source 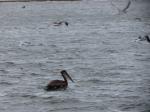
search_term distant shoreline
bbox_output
[0,0,81,2]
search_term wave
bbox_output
[0,81,14,85]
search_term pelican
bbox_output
[45,70,74,91]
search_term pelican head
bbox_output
[60,70,74,82]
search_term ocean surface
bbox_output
[0,0,150,112]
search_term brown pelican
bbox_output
[45,70,74,91]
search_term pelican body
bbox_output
[45,70,74,91]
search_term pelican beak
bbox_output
[65,72,74,82]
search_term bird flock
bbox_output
[19,0,149,92]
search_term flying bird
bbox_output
[111,0,131,14]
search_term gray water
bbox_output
[0,0,150,112]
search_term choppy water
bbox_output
[0,0,150,112]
